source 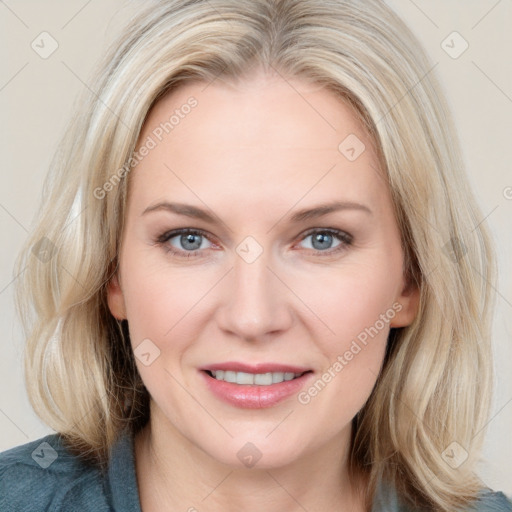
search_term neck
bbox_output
[134,402,368,512]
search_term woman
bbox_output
[1,0,510,510]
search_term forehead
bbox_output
[128,74,386,216]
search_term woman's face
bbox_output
[107,72,419,468]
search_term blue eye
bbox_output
[157,228,214,258]
[298,229,352,254]
[173,232,207,251]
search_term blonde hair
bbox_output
[15,1,496,510]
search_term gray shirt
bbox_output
[1,431,511,511]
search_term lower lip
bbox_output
[200,370,313,409]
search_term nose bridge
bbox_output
[218,248,292,340]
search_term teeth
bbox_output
[210,370,303,385]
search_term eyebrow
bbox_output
[141,200,372,223]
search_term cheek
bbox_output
[294,261,400,405]
[297,258,401,343]
[120,261,210,405]
[294,283,395,435]
[120,252,219,356]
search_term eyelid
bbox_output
[297,227,353,244]
[157,227,214,245]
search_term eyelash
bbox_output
[155,227,353,259]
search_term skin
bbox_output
[107,69,419,512]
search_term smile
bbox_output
[207,370,306,385]
[200,366,314,409]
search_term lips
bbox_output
[199,361,314,409]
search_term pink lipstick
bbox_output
[199,361,314,409]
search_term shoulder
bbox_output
[0,433,111,512]
[471,488,512,511]
[374,479,512,512]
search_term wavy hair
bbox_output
[14,1,496,510]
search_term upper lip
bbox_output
[201,361,313,374]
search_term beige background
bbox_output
[1,0,511,495]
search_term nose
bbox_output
[216,251,294,342]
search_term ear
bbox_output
[389,276,420,328]
[106,273,127,321]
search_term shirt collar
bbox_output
[106,429,143,512]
